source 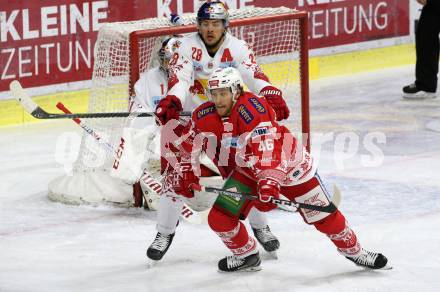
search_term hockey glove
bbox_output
[170,13,183,25]
[255,178,280,212]
[155,95,183,125]
[259,86,290,121]
[170,162,201,198]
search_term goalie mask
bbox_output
[207,67,244,102]
[158,37,179,72]
[197,1,229,27]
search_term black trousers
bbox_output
[415,0,440,92]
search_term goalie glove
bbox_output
[259,86,290,121]
[168,162,201,198]
[255,178,280,212]
[155,94,183,125]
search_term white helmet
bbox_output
[158,37,180,70]
[207,67,243,99]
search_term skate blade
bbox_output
[403,92,436,99]
[360,264,393,271]
[218,265,262,273]
[378,264,393,270]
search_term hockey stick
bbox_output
[200,186,340,213]
[56,102,208,224]
[10,80,191,119]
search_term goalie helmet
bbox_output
[197,1,229,27]
[207,67,243,100]
[158,37,179,71]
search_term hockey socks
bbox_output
[315,210,390,269]
[208,208,258,258]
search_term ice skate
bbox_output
[146,232,175,261]
[252,225,280,258]
[344,248,392,270]
[402,83,436,99]
[218,252,262,272]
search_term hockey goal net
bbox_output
[48,7,310,207]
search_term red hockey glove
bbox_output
[155,95,183,125]
[259,86,290,121]
[255,178,280,212]
[170,162,201,198]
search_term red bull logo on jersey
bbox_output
[190,80,206,95]
[249,98,266,113]
[238,105,254,124]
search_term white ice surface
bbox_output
[1,65,440,292]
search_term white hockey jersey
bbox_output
[134,65,202,115]
[167,32,272,106]
[133,66,168,113]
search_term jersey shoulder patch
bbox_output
[248,97,266,113]
[194,102,217,120]
[237,104,254,124]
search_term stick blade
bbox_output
[9,80,38,114]
[332,185,342,207]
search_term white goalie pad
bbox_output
[48,171,133,207]
[110,127,150,184]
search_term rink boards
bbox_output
[0,43,415,126]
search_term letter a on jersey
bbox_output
[221,48,233,63]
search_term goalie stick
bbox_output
[10,80,191,119]
[199,186,341,213]
[56,102,209,225]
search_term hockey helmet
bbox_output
[158,37,179,69]
[207,67,243,100]
[197,1,229,27]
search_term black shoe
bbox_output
[402,83,436,99]
[252,225,280,252]
[218,252,262,272]
[345,249,390,270]
[146,232,175,261]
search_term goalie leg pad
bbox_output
[110,127,150,184]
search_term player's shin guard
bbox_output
[314,210,361,255]
[208,207,258,259]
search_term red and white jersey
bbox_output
[167,32,272,107]
[177,92,315,186]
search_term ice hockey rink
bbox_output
[1,64,439,292]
